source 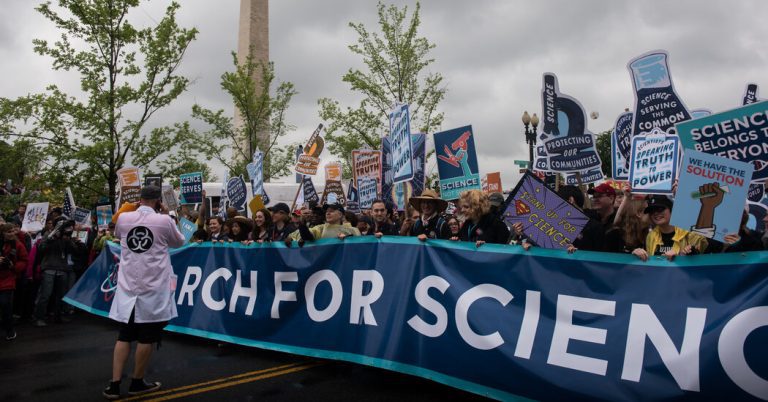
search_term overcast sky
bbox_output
[1,0,767,189]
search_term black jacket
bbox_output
[409,214,450,239]
[458,213,511,244]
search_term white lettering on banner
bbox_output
[272,271,298,319]
[305,270,343,322]
[407,275,450,338]
[202,268,232,311]
[178,266,202,306]
[718,307,768,400]
[621,304,707,392]
[547,295,616,376]
[349,270,384,326]
[514,291,541,359]
[229,271,258,316]
[170,264,768,397]
[455,284,513,350]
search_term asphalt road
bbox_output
[0,312,490,402]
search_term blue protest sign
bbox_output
[535,73,602,173]
[179,172,203,204]
[178,217,197,243]
[691,109,712,119]
[302,175,319,204]
[676,100,768,181]
[389,103,414,184]
[628,129,680,194]
[611,129,630,180]
[748,182,764,203]
[627,50,691,135]
[503,172,588,250]
[565,168,604,186]
[73,207,91,226]
[226,176,247,211]
[613,111,633,170]
[346,180,360,214]
[69,239,768,401]
[357,177,378,210]
[96,205,112,230]
[434,126,481,200]
[250,150,264,195]
[670,150,753,242]
[382,133,425,211]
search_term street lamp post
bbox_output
[521,111,540,169]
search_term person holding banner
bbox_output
[267,203,296,242]
[604,196,650,254]
[370,200,398,237]
[631,196,708,261]
[104,185,185,399]
[586,183,617,232]
[203,217,228,243]
[452,190,510,246]
[406,189,450,241]
[227,216,252,243]
[0,223,28,341]
[248,209,272,243]
[287,202,360,245]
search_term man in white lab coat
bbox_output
[103,185,185,400]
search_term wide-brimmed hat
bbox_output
[408,189,448,213]
[230,215,254,231]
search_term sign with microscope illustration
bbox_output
[676,100,768,181]
[628,128,680,194]
[670,149,753,243]
[627,50,691,136]
[534,73,602,173]
[434,125,481,200]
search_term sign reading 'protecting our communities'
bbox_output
[389,103,414,184]
[434,125,481,200]
[628,128,680,194]
[676,100,768,181]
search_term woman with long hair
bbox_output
[228,216,253,243]
[250,209,273,243]
[605,196,650,253]
[453,190,510,247]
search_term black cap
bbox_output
[644,195,673,213]
[323,202,345,214]
[140,185,162,200]
[269,202,290,214]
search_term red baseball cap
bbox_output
[587,183,616,196]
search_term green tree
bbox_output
[595,129,612,177]
[318,2,446,175]
[0,0,199,206]
[190,52,298,181]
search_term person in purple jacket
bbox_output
[103,185,185,400]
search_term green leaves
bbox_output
[318,2,446,175]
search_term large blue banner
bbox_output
[66,239,768,401]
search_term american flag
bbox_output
[63,187,75,218]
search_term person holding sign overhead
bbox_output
[631,196,708,261]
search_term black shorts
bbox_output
[117,309,168,344]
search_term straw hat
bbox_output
[408,189,448,213]
[231,215,254,232]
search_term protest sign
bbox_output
[742,83,760,105]
[116,167,141,187]
[227,176,248,211]
[676,100,768,181]
[321,181,346,206]
[302,176,320,205]
[178,217,197,243]
[250,150,265,196]
[73,230,89,244]
[96,205,113,229]
[295,124,325,175]
[71,239,768,401]
[161,185,178,211]
[611,134,630,180]
[121,186,141,204]
[565,168,604,186]
[481,172,502,194]
[382,133,425,211]
[670,150,753,242]
[345,180,360,214]
[73,207,91,226]
[612,111,633,171]
[352,149,382,195]
[534,73,602,173]
[628,128,680,194]
[389,103,414,184]
[748,182,764,203]
[357,177,378,210]
[144,174,163,187]
[249,195,265,216]
[503,172,588,250]
[63,187,75,217]
[627,50,691,135]
[179,172,203,204]
[324,161,342,182]
[691,109,712,119]
[295,145,303,183]
[22,202,49,232]
[434,125,481,200]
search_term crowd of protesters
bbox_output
[1,180,767,343]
